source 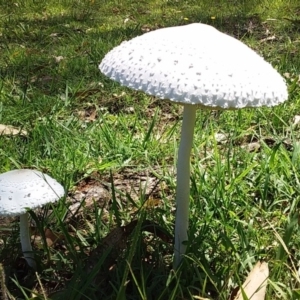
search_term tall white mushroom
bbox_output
[99,23,288,268]
[0,169,64,269]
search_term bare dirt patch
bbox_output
[66,167,173,221]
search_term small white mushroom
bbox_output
[99,23,288,268]
[0,169,64,269]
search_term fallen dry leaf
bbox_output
[215,132,228,144]
[241,142,261,152]
[0,124,27,136]
[44,228,65,247]
[77,108,97,122]
[143,197,161,208]
[293,115,300,127]
[33,228,65,248]
[234,261,269,300]
[53,55,64,63]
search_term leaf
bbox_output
[44,228,65,247]
[33,228,65,248]
[0,124,27,136]
[234,261,269,300]
[293,115,300,127]
[214,132,228,144]
[53,55,64,63]
[143,197,161,208]
[242,142,261,152]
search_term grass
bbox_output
[0,0,300,298]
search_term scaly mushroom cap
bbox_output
[0,169,64,216]
[100,23,288,109]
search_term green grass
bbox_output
[0,0,300,299]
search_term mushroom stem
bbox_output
[20,213,36,269]
[174,104,197,268]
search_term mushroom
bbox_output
[0,169,64,269]
[99,23,288,268]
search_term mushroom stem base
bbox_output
[20,213,36,269]
[174,105,197,268]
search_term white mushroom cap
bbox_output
[0,169,64,216]
[100,23,288,109]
